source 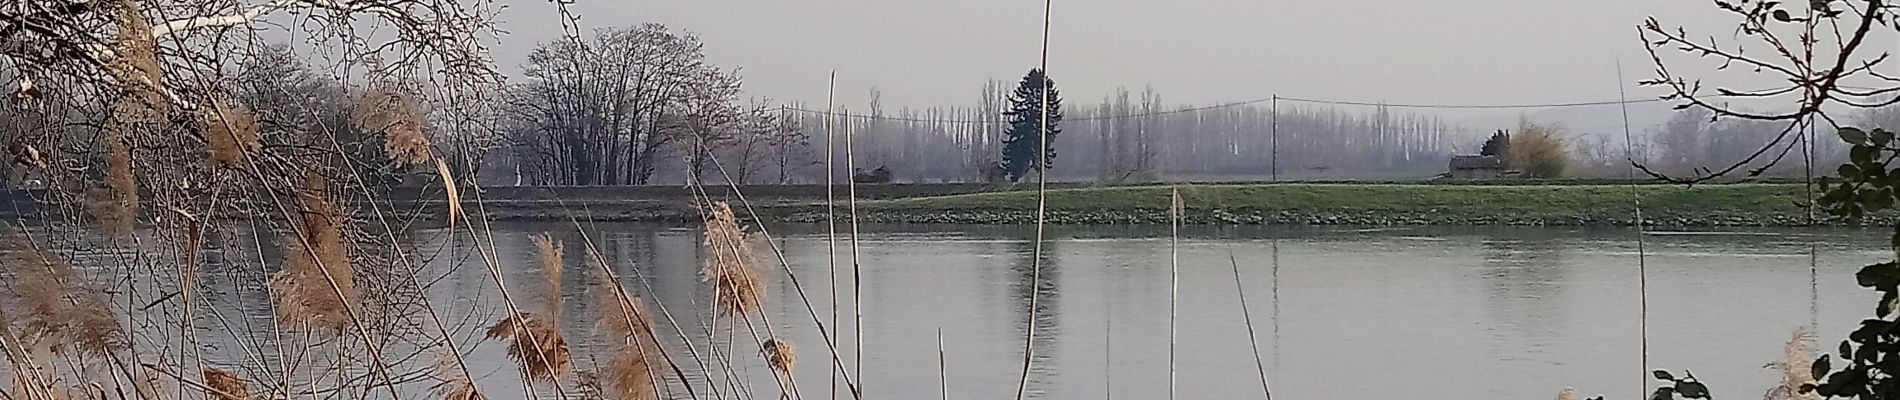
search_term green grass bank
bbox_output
[775,183,1849,226]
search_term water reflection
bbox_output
[1005,238,1062,397]
[80,223,1895,399]
[1477,231,1571,398]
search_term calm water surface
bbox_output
[195,223,1892,399]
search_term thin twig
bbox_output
[1227,251,1273,400]
[824,72,842,400]
[844,103,865,400]
[937,327,949,400]
[1013,0,1055,397]
[1166,188,1181,400]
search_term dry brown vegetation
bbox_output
[94,131,138,237]
[1766,329,1820,400]
[702,202,764,318]
[268,173,359,332]
[764,337,795,399]
[202,367,249,400]
[1508,122,1571,179]
[2,232,122,356]
[352,89,431,164]
[485,312,570,382]
[487,232,574,382]
[592,268,661,400]
[534,232,565,316]
[106,0,166,119]
[441,379,485,400]
[0,0,594,397]
[201,99,260,168]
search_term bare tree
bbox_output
[1637,0,1898,181]
[504,23,735,185]
[678,66,744,182]
[724,99,800,184]
[1,0,513,397]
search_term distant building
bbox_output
[1447,155,1503,180]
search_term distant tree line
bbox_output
[31,23,1841,188]
[1645,105,1855,177]
[788,89,1464,184]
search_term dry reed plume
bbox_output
[701,202,764,317]
[12,75,39,104]
[430,349,485,400]
[100,0,155,237]
[763,338,794,375]
[107,0,166,119]
[434,159,461,225]
[763,338,795,399]
[1555,387,1576,400]
[441,379,485,400]
[9,140,45,170]
[132,367,163,400]
[484,313,570,382]
[591,269,661,400]
[487,232,572,382]
[91,132,138,237]
[269,173,358,331]
[3,232,123,356]
[351,89,430,164]
[533,232,564,316]
[200,99,260,168]
[1766,328,1820,400]
[202,367,248,400]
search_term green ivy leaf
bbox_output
[1864,189,1894,212]
[1882,291,1898,318]
[1841,164,1863,181]
[1844,127,1871,145]
[1875,129,1895,146]
[1677,381,1711,399]
[1856,262,1900,290]
[1650,387,1676,400]
[1814,354,1831,381]
[1852,145,1876,166]
[1774,9,1793,22]
[1654,370,1675,381]
[1891,227,1900,250]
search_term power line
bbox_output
[1277,97,1665,109]
[782,95,1666,123]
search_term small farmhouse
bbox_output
[1447,155,1503,180]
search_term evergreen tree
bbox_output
[1002,68,1064,182]
[1481,130,1511,158]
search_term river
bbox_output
[186,223,1891,399]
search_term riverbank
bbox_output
[774,183,1857,227]
[388,182,1874,226]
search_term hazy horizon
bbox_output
[483,0,1862,116]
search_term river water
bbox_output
[189,223,1892,399]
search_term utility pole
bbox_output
[1270,95,1279,181]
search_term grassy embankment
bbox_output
[792,183,1835,226]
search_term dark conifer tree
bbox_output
[1481,130,1511,158]
[1002,69,1064,182]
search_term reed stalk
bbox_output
[1013,1,1055,397]
[843,105,865,399]
[486,233,572,383]
[685,146,857,399]
[1228,251,1273,400]
[823,71,841,400]
[1166,188,1181,400]
[591,268,662,400]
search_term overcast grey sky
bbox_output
[487,0,1880,112]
